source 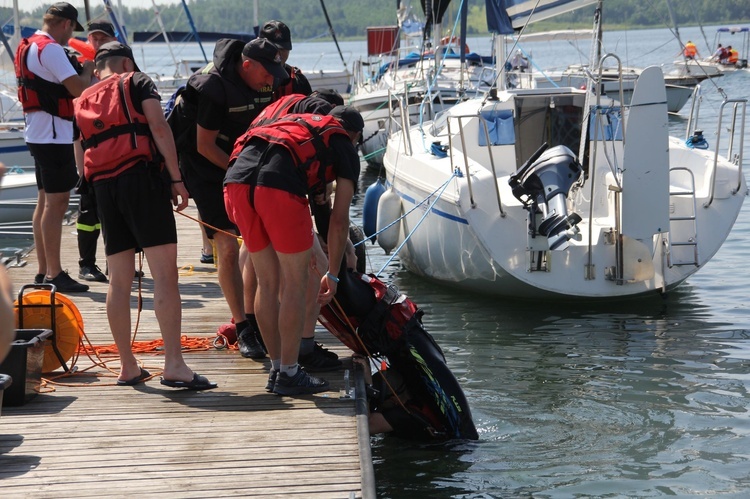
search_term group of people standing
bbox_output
[15,2,364,395]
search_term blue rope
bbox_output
[376,170,459,277]
[353,172,458,248]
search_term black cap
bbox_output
[95,41,140,71]
[312,88,344,107]
[259,20,292,50]
[46,2,84,31]
[329,106,364,133]
[242,38,288,80]
[88,21,115,38]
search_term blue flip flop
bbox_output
[117,368,151,386]
[160,373,217,391]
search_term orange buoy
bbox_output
[14,290,84,373]
[68,38,95,63]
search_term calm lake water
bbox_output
[3,24,750,497]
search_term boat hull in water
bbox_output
[382,67,746,299]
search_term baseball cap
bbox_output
[95,41,140,71]
[242,38,288,80]
[259,20,292,50]
[329,106,365,133]
[88,21,116,38]
[46,2,84,31]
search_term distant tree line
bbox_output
[3,0,748,41]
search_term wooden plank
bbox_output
[1,204,370,498]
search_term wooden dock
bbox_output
[0,204,375,498]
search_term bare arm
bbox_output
[318,178,355,305]
[196,125,230,170]
[142,98,189,211]
[60,60,94,97]
[73,139,84,177]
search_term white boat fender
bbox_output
[362,179,386,242]
[376,189,402,255]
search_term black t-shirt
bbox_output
[224,133,360,198]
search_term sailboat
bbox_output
[376,0,746,300]
[350,0,496,167]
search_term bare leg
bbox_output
[239,243,257,315]
[143,243,194,382]
[41,190,71,278]
[213,231,245,323]
[249,244,281,359]
[105,249,139,381]
[32,190,46,275]
[277,248,312,365]
[303,237,327,338]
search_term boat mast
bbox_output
[319,0,348,70]
[150,0,179,70]
[180,0,208,64]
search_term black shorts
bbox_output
[93,165,178,256]
[27,142,79,194]
[179,153,237,238]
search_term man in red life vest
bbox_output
[73,42,216,390]
[224,106,363,395]
[75,21,119,284]
[15,2,94,293]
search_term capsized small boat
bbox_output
[319,270,478,441]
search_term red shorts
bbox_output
[224,184,314,254]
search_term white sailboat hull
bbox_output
[382,69,746,299]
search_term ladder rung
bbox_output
[670,216,696,221]
[670,190,695,196]
[671,242,697,247]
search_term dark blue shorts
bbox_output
[93,165,177,256]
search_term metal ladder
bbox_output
[667,167,699,267]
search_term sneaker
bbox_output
[273,368,329,396]
[44,271,89,293]
[265,369,278,393]
[237,327,266,359]
[299,343,342,372]
[79,265,108,282]
[200,251,214,264]
[34,273,45,284]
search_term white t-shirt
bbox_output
[23,31,79,144]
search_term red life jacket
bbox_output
[15,33,76,119]
[229,114,348,193]
[74,72,157,182]
[273,66,300,100]
[250,93,307,128]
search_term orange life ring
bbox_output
[68,37,95,63]
[14,290,84,372]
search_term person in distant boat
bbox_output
[258,20,313,99]
[73,42,216,390]
[683,40,700,60]
[223,105,363,395]
[510,49,529,72]
[711,43,729,63]
[15,2,94,293]
[727,45,739,66]
[170,38,286,360]
[74,20,119,284]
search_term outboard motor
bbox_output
[509,143,583,251]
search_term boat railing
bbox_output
[388,89,412,157]
[684,84,703,140]
[445,112,505,214]
[705,98,747,207]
